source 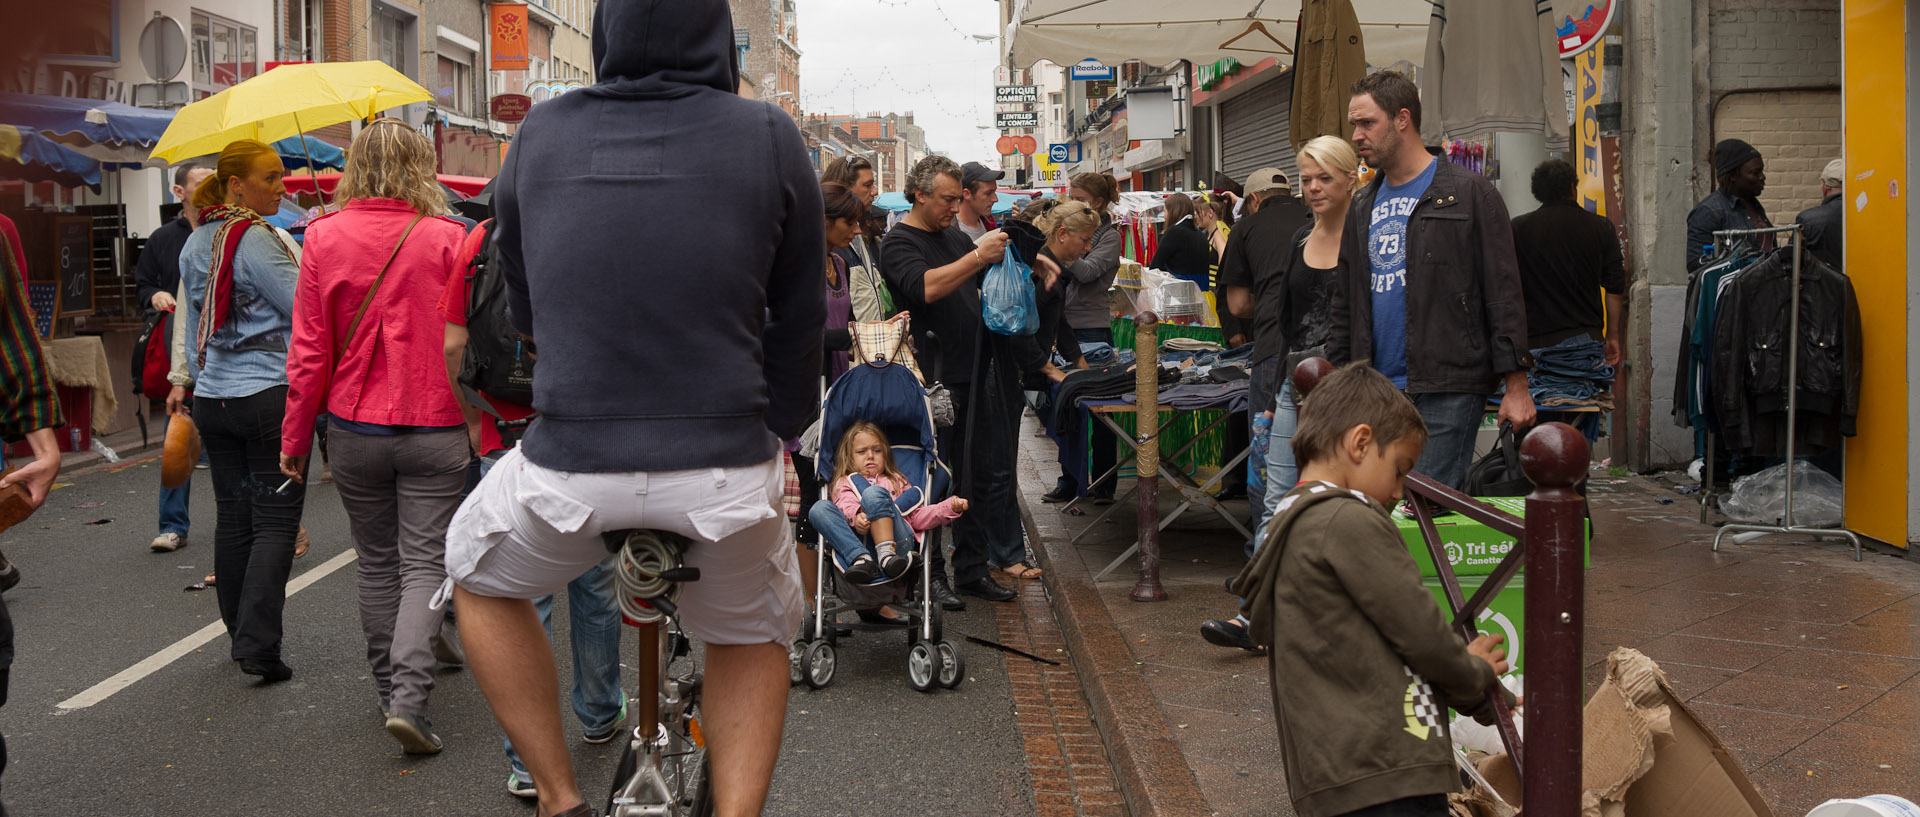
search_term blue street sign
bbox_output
[1048,143,1069,163]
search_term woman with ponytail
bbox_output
[175,139,305,683]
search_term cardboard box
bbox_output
[1584,647,1775,817]
[1398,496,1591,578]
[1424,575,1524,678]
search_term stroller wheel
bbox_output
[907,641,938,692]
[788,640,806,686]
[803,640,837,690]
[936,640,964,689]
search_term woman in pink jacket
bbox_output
[277,119,469,756]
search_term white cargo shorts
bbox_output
[442,448,802,647]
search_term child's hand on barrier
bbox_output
[1467,633,1511,677]
[852,512,870,535]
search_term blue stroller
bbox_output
[793,319,965,692]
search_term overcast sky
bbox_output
[797,0,1004,161]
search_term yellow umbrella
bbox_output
[148,61,431,164]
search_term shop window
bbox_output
[436,54,473,114]
[47,0,117,61]
[191,11,257,99]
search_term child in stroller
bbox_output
[809,421,968,584]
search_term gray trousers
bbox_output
[329,424,468,716]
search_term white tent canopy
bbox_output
[1006,0,1434,71]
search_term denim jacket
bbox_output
[178,220,301,399]
[1684,190,1771,273]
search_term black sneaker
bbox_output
[385,713,444,754]
[1199,618,1263,651]
[844,555,880,584]
[239,658,294,683]
[0,554,19,593]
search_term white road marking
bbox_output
[56,548,359,711]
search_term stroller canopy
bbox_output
[816,361,938,482]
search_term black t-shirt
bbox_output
[1283,226,1338,355]
[1510,200,1626,348]
[880,222,982,385]
[1216,197,1313,364]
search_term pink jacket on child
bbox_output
[832,474,963,533]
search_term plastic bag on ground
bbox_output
[1720,460,1844,527]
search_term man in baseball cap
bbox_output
[1245,167,1291,197]
[1797,156,1845,269]
[957,161,1006,241]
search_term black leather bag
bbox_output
[1467,424,1534,497]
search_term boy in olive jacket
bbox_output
[1230,363,1513,817]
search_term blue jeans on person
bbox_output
[1407,392,1486,492]
[502,557,624,778]
[1249,381,1301,560]
[157,411,192,537]
[807,486,913,569]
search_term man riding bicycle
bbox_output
[442,2,825,815]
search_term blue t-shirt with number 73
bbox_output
[1366,158,1437,389]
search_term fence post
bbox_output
[1520,422,1589,817]
[1129,311,1165,602]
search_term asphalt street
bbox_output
[0,453,1035,816]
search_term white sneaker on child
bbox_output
[876,542,907,579]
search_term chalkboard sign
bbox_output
[53,216,93,317]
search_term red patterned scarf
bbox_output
[194,204,295,368]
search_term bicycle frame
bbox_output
[607,530,708,817]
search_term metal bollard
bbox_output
[1520,422,1589,817]
[1130,311,1166,602]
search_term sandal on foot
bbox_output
[998,563,1044,580]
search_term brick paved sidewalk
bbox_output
[1012,415,1920,817]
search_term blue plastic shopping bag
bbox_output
[982,244,1038,336]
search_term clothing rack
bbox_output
[1704,224,1863,560]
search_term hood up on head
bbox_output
[589,0,739,98]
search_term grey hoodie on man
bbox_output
[493,0,825,473]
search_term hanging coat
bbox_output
[1291,0,1370,153]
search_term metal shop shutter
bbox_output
[1219,72,1297,186]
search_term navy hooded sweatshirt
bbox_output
[493,0,825,473]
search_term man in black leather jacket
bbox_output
[1330,71,1535,491]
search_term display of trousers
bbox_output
[328,422,467,717]
[1072,327,1118,498]
[195,386,307,663]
